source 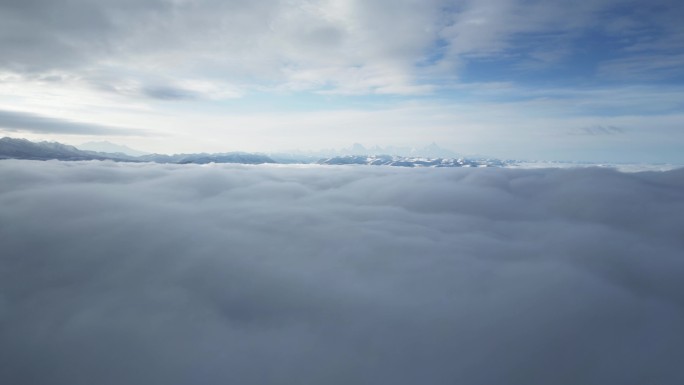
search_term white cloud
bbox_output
[3,0,677,95]
[1,160,683,384]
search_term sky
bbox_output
[0,0,683,162]
[2,160,684,384]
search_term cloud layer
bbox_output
[1,161,683,384]
[2,0,682,94]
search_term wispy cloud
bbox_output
[598,54,684,80]
[570,125,626,135]
[0,109,149,136]
[140,85,199,101]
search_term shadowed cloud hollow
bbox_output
[1,161,683,384]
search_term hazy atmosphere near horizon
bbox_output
[2,1,684,385]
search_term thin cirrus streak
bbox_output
[1,160,683,384]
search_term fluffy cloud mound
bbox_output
[1,160,683,385]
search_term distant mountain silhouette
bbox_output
[77,141,149,156]
[0,137,275,165]
[318,155,508,168]
[1,137,510,168]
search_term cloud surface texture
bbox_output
[1,160,684,384]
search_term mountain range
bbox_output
[0,137,510,168]
[77,141,149,156]
[0,137,119,161]
[0,137,275,164]
[279,142,461,159]
[318,155,508,167]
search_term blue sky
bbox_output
[0,0,683,162]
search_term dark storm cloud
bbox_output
[0,109,148,136]
[1,161,683,384]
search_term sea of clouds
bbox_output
[1,160,683,385]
